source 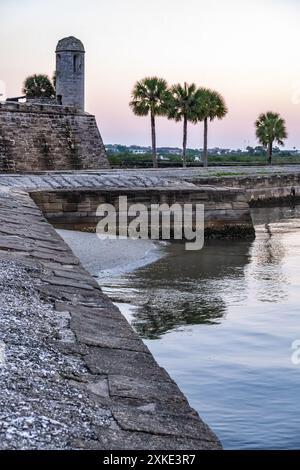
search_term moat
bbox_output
[59,205,300,450]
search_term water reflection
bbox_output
[103,240,252,339]
[245,230,288,303]
[251,205,300,225]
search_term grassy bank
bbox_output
[108,152,300,168]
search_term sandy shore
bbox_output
[56,229,167,277]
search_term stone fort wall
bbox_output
[0,102,109,172]
[30,186,255,238]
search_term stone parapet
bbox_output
[0,103,108,171]
[30,186,255,238]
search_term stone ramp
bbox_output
[0,186,221,449]
[0,171,197,191]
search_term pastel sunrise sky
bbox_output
[1,0,300,149]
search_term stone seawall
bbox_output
[186,173,300,205]
[0,102,108,171]
[30,186,255,238]
[0,185,221,449]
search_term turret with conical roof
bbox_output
[55,36,85,110]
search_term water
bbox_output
[59,206,300,449]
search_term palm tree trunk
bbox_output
[182,116,187,168]
[150,111,157,168]
[268,141,273,165]
[203,117,208,167]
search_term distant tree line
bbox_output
[130,77,288,167]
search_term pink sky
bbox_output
[1,0,300,149]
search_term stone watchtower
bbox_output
[55,36,85,111]
[0,35,109,171]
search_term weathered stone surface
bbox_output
[85,378,110,398]
[56,36,85,111]
[0,102,108,171]
[0,257,113,450]
[70,307,149,352]
[111,405,220,442]
[95,428,220,450]
[108,375,189,404]
[55,302,121,318]
[30,186,255,238]
[84,347,169,380]
[0,185,221,449]
[73,325,148,352]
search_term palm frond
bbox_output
[255,111,287,147]
[23,74,55,98]
[196,88,228,122]
[167,82,199,122]
[129,77,170,117]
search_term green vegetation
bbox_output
[255,112,288,165]
[209,171,247,177]
[108,152,153,167]
[129,77,170,168]
[23,74,55,98]
[129,78,229,168]
[167,83,199,167]
[195,88,228,167]
[107,147,300,168]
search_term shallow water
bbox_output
[59,206,300,449]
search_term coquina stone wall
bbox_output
[186,174,300,205]
[30,186,255,238]
[0,102,109,171]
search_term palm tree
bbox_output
[130,77,169,168]
[23,74,55,98]
[196,88,228,167]
[167,82,199,167]
[255,112,287,165]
